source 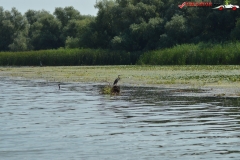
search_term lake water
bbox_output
[1,77,240,160]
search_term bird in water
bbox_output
[113,75,120,86]
[58,84,60,90]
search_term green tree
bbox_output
[54,6,82,27]
[1,0,240,52]
[54,6,94,47]
[65,36,80,48]
[164,14,187,45]
[231,18,240,40]
[8,32,30,51]
[29,11,62,50]
[64,16,94,48]
[0,7,29,51]
[25,9,39,25]
[87,0,165,51]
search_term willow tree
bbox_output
[0,7,29,51]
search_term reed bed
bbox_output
[137,42,240,65]
[1,42,240,66]
[0,48,138,66]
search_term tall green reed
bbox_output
[137,42,240,65]
[0,48,138,66]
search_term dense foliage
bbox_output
[0,0,240,53]
[0,6,94,51]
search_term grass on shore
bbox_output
[1,65,240,90]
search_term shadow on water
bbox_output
[1,77,240,160]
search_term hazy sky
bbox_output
[1,0,98,16]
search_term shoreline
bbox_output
[1,66,240,97]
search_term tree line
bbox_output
[0,6,94,51]
[1,0,240,52]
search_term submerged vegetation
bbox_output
[101,85,113,94]
[1,65,240,89]
[101,85,121,95]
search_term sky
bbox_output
[0,0,98,16]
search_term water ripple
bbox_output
[1,78,240,159]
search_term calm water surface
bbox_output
[1,77,240,160]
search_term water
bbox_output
[1,77,240,160]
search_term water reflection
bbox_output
[0,77,240,160]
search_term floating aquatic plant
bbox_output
[101,85,120,95]
[101,85,112,94]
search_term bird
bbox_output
[113,75,120,86]
[58,84,60,90]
